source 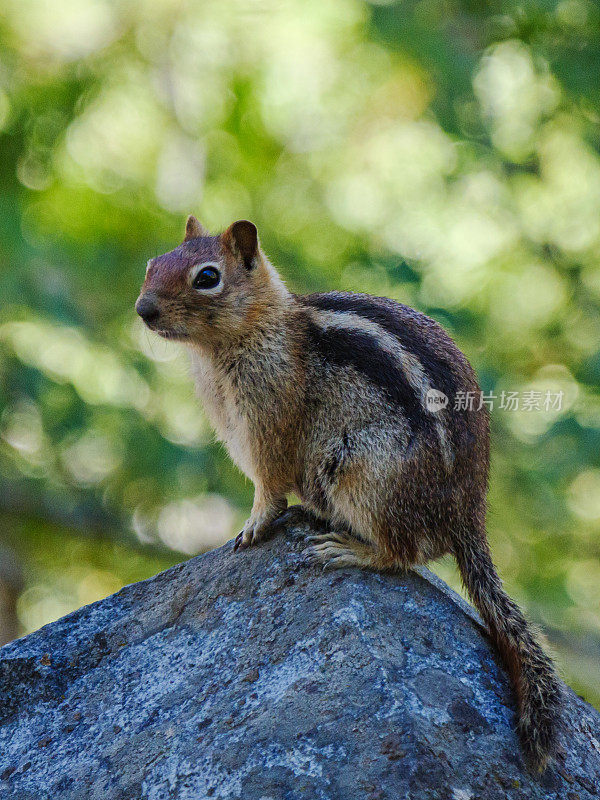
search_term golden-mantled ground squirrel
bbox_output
[136,215,562,771]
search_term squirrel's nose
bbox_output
[136,294,160,324]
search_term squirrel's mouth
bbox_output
[147,324,190,341]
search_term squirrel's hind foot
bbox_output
[303,531,377,570]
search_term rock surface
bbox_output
[1,510,600,800]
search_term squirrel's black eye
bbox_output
[192,266,220,290]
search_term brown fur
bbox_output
[136,218,562,772]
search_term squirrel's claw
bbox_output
[234,524,260,552]
[233,531,245,551]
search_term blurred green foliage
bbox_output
[0,0,599,706]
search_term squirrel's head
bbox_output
[136,216,287,348]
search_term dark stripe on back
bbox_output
[300,293,458,403]
[304,317,429,437]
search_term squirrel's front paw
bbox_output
[233,513,275,552]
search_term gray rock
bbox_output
[1,510,599,799]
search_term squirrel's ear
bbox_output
[184,215,207,242]
[223,220,258,270]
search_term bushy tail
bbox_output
[453,532,562,772]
